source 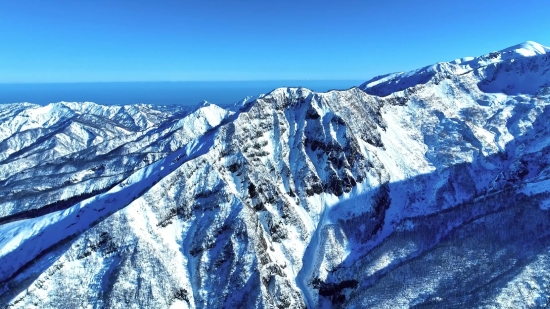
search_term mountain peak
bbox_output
[4,41,550,308]
[499,40,550,57]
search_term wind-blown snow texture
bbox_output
[2,41,550,308]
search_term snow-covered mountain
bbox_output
[1,41,550,308]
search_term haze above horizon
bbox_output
[1,0,549,83]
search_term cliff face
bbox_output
[2,41,550,308]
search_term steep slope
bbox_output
[1,41,550,308]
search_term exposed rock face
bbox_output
[1,41,550,308]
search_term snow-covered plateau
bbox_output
[2,41,550,308]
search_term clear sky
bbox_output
[1,0,549,83]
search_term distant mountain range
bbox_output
[1,41,550,308]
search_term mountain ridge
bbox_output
[1,41,550,308]
[360,40,550,97]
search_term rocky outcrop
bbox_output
[2,41,550,308]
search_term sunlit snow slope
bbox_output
[2,41,550,308]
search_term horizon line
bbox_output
[0,79,366,85]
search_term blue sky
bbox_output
[0,0,549,83]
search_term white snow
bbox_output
[2,41,550,308]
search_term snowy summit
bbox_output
[1,41,550,308]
